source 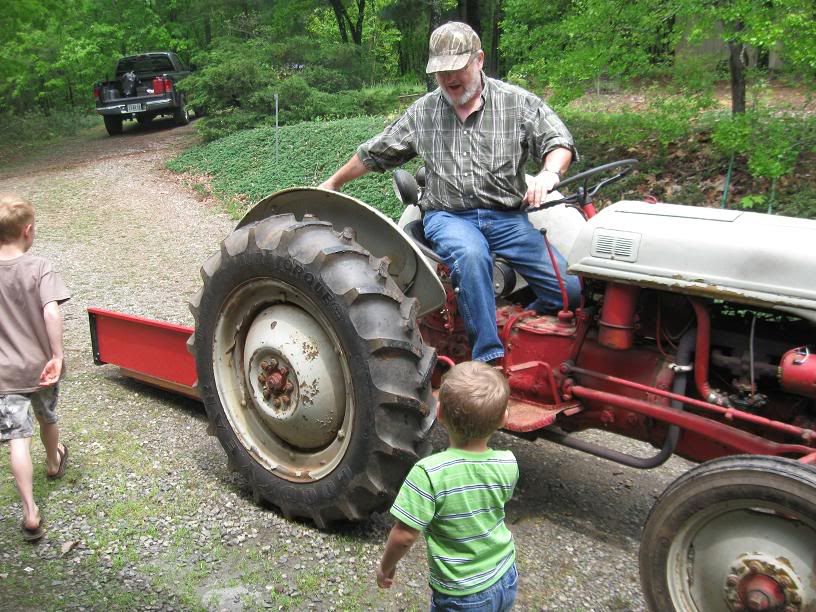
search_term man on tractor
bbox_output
[319,21,580,363]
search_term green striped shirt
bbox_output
[390,447,518,595]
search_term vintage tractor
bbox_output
[88,160,816,611]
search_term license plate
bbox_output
[127,103,143,113]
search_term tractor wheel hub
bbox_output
[724,554,802,612]
[243,305,345,450]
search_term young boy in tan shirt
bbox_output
[0,192,70,541]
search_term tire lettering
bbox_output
[280,257,335,306]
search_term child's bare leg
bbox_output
[9,437,39,528]
[35,414,61,475]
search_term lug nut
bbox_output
[726,574,740,587]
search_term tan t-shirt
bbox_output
[0,254,71,393]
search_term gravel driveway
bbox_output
[0,117,692,611]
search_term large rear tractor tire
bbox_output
[190,213,436,526]
[639,455,816,611]
[103,115,123,136]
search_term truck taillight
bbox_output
[93,86,101,100]
[151,77,173,94]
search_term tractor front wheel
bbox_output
[190,213,436,526]
[639,455,816,611]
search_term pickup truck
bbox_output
[93,52,191,136]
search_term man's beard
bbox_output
[439,75,481,106]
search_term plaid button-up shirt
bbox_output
[357,75,576,211]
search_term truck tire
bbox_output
[639,455,816,611]
[173,96,190,126]
[103,115,123,136]
[189,213,436,526]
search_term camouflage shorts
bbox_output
[0,386,59,442]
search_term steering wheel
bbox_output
[532,159,639,210]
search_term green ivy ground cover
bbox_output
[167,115,419,221]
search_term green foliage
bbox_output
[738,194,767,210]
[305,2,402,81]
[167,115,411,220]
[777,183,816,219]
[712,111,816,180]
[3,0,814,125]
[501,0,816,106]
[0,0,200,113]
[502,0,680,101]
[177,38,274,115]
[0,109,98,155]
[173,19,417,139]
[191,109,266,143]
[559,91,714,155]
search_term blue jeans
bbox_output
[430,563,518,611]
[424,209,581,362]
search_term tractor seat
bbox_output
[403,219,518,297]
[404,219,433,250]
[403,219,444,263]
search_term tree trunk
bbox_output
[457,0,481,37]
[488,1,502,76]
[327,0,350,43]
[326,0,365,45]
[728,21,746,115]
[426,0,442,91]
[351,0,365,45]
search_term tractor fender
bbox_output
[237,187,445,316]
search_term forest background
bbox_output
[1,0,815,216]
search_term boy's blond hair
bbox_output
[0,192,34,244]
[439,361,510,441]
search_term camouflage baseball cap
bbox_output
[426,22,481,74]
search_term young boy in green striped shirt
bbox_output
[377,361,519,610]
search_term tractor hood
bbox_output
[568,201,816,315]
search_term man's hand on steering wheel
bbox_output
[523,169,561,210]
